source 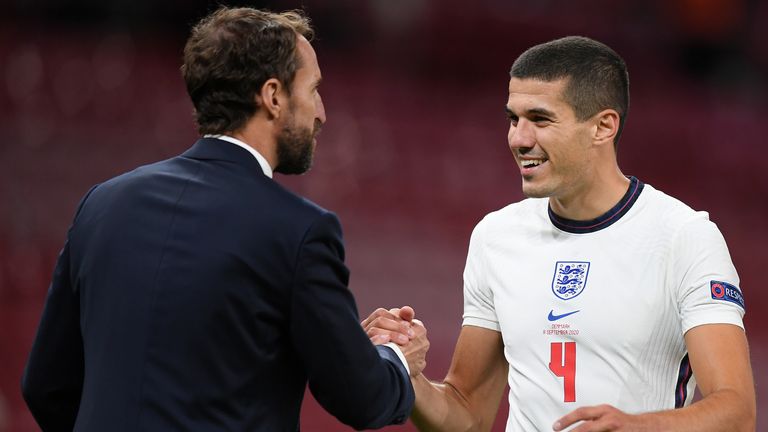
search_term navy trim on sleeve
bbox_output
[674,353,692,408]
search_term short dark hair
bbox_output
[181,7,314,135]
[510,36,629,145]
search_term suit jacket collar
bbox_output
[182,138,269,177]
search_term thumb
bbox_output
[398,306,415,322]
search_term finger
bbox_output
[365,316,413,335]
[361,308,393,328]
[553,406,605,430]
[411,319,427,338]
[567,414,621,432]
[398,306,415,322]
[361,308,397,329]
[364,317,416,345]
[366,327,411,345]
[369,334,391,345]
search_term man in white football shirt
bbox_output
[363,36,755,431]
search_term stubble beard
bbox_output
[521,176,554,199]
[274,117,319,175]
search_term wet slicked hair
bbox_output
[182,7,313,135]
[510,36,629,146]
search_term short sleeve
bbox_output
[674,212,745,334]
[462,219,500,331]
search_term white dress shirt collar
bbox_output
[203,134,273,178]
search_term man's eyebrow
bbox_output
[526,107,556,118]
[505,106,557,118]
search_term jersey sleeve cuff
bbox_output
[682,312,744,335]
[462,316,500,332]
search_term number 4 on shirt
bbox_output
[549,342,576,402]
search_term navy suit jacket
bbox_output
[22,138,414,431]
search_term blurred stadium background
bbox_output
[1,0,766,430]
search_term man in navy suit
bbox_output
[22,7,428,431]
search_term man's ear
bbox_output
[256,78,285,120]
[593,109,620,146]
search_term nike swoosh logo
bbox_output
[548,310,580,321]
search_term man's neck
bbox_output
[230,122,278,170]
[549,169,630,221]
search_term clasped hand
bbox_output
[361,306,429,377]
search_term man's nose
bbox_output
[316,95,326,125]
[508,118,535,150]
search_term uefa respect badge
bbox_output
[710,280,745,310]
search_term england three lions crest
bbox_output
[552,261,590,300]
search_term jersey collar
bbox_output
[548,176,644,234]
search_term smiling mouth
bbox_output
[521,158,548,168]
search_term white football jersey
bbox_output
[462,178,745,431]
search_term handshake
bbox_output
[361,306,430,377]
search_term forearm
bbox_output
[410,374,477,432]
[653,324,757,432]
[558,324,756,432]
[646,388,755,432]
